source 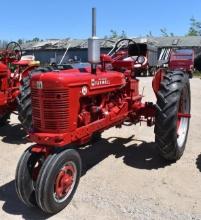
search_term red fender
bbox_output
[152,68,165,94]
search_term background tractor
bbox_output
[16,8,191,214]
[108,41,158,77]
[158,48,195,78]
[0,42,40,125]
[126,43,158,76]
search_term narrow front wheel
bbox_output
[15,147,45,207]
[35,149,81,214]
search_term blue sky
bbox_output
[1,0,201,40]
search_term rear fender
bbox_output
[21,65,39,79]
[152,68,165,95]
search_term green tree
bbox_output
[32,37,40,42]
[104,30,127,39]
[110,29,118,38]
[187,17,201,36]
[17,39,24,45]
[160,28,169,37]
[120,30,127,38]
[160,28,174,37]
[146,31,153,37]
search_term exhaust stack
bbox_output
[88,8,100,74]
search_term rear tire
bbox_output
[155,71,191,161]
[17,76,32,131]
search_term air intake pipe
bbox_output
[88,8,100,74]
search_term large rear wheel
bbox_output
[155,71,191,161]
[17,76,32,131]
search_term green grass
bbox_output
[193,71,201,77]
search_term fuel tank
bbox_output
[31,68,126,133]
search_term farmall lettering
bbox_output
[91,78,110,87]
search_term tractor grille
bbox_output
[32,88,70,132]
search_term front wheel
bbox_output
[15,147,45,207]
[155,71,191,161]
[35,149,81,214]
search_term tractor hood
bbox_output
[31,69,126,95]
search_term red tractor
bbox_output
[108,41,158,76]
[15,9,191,214]
[0,42,40,125]
[158,48,195,78]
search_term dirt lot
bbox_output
[0,77,201,220]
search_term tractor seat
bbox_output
[123,56,148,68]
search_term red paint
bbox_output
[55,164,75,200]
[30,48,157,149]
[169,49,194,75]
[0,44,39,118]
[177,113,191,118]
[152,68,164,94]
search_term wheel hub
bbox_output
[54,163,76,202]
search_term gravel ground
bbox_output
[0,77,201,220]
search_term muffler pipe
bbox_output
[88,8,100,74]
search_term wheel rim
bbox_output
[177,85,190,148]
[54,161,77,203]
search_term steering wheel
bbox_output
[112,38,140,56]
[6,41,22,61]
[110,39,148,70]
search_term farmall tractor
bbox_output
[0,42,39,125]
[15,9,191,214]
[108,41,158,77]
